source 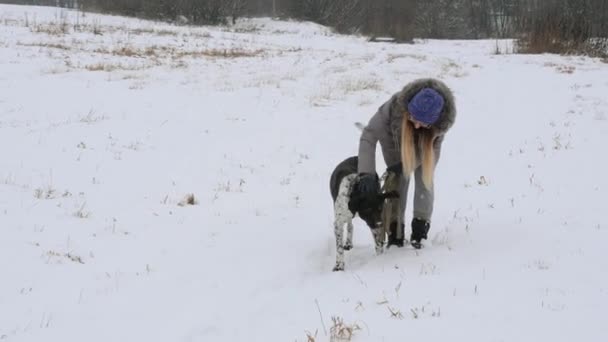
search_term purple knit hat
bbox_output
[407,88,445,126]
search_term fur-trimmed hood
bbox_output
[393,78,456,136]
[357,78,456,175]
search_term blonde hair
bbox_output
[400,116,436,190]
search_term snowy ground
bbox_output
[1,4,607,341]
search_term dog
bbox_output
[329,156,399,271]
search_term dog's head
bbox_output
[349,179,399,229]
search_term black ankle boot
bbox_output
[411,218,430,249]
[387,221,405,248]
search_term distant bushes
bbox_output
[516,0,608,58]
[4,0,608,57]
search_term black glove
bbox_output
[387,162,403,175]
[356,173,379,195]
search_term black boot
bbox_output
[411,218,430,249]
[387,221,405,248]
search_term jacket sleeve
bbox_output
[358,105,391,174]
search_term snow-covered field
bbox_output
[1,4,607,341]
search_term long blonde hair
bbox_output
[400,116,436,190]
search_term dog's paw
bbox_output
[343,243,353,251]
[332,262,345,272]
[375,246,384,255]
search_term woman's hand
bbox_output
[387,162,402,176]
[356,173,379,195]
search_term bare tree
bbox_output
[466,0,492,38]
[19,0,608,55]
[415,0,470,39]
[229,0,247,24]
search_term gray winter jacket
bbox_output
[358,78,457,174]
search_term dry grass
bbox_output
[329,316,360,342]
[74,202,91,219]
[516,19,607,58]
[102,45,171,58]
[439,60,467,78]
[544,62,576,74]
[84,62,148,72]
[231,25,262,34]
[93,45,153,58]
[178,194,198,206]
[129,27,178,36]
[79,109,107,123]
[31,22,70,35]
[386,53,427,63]
[309,86,338,107]
[171,60,189,69]
[388,306,404,319]
[144,46,169,57]
[11,14,262,68]
[84,63,107,71]
[443,60,460,70]
[188,31,213,39]
[556,65,576,74]
[72,20,103,35]
[304,330,318,342]
[42,67,71,75]
[121,73,146,80]
[477,176,489,186]
[92,47,111,55]
[339,76,383,93]
[176,48,264,59]
[128,81,146,90]
[18,41,71,50]
[2,17,20,26]
[114,46,140,57]
[90,45,261,60]
[34,186,56,199]
[46,250,85,264]
[518,39,578,55]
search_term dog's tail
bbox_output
[354,122,366,132]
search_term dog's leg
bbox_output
[371,228,385,255]
[333,219,345,271]
[332,174,355,271]
[344,220,354,251]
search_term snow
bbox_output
[1,4,607,341]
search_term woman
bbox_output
[357,78,456,249]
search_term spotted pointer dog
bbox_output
[329,156,398,271]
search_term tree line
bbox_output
[3,0,607,55]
